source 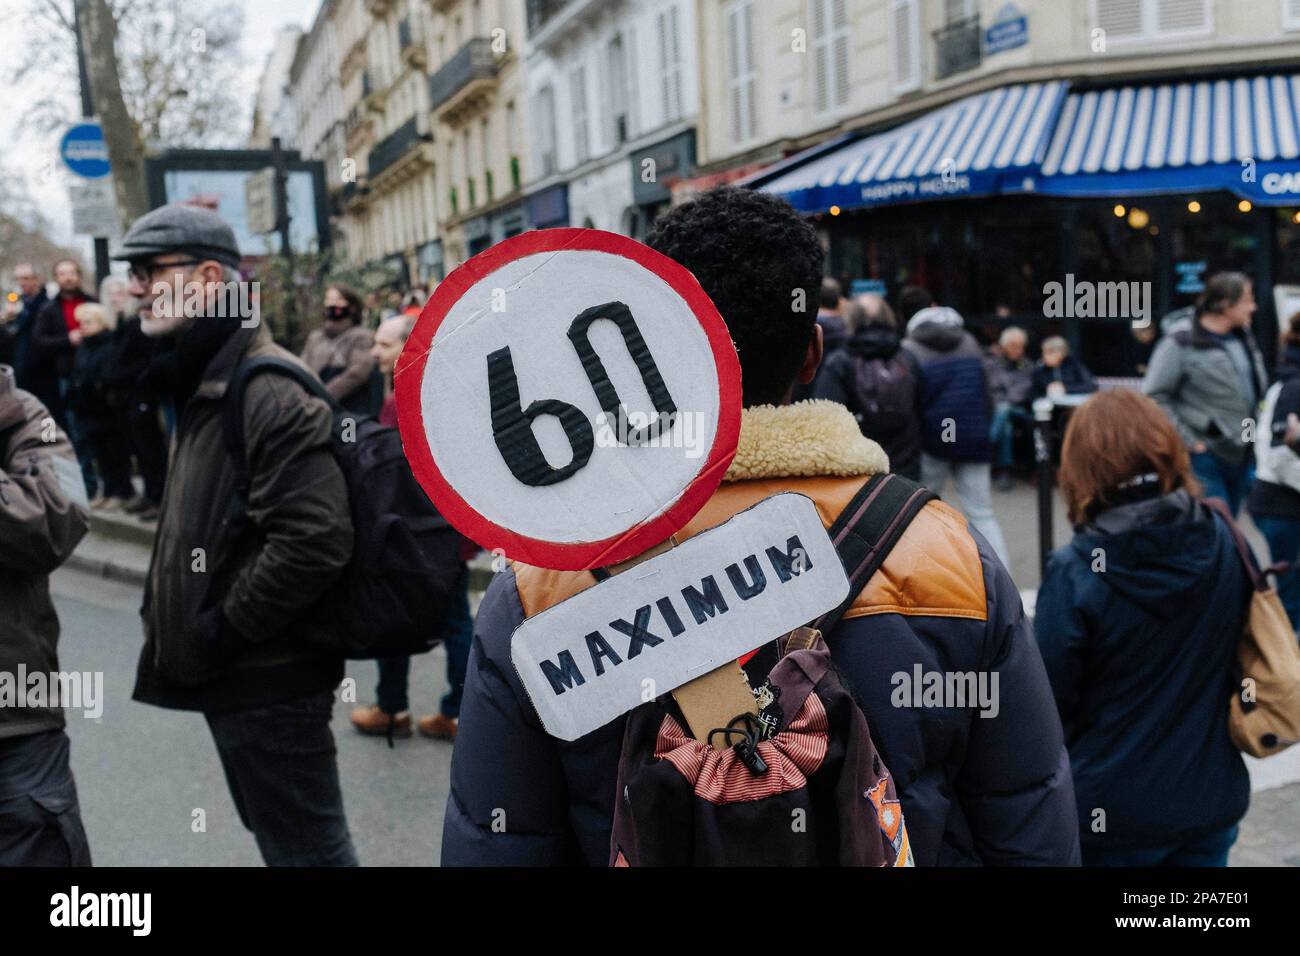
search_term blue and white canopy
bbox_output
[759,81,1068,214]
[759,73,1300,213]
[1037,75,1300,205]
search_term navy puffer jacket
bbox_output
[903,315,992,463]
[442,405,1078,866]
[1034,490,1250,856]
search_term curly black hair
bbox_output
[647,186,822,406]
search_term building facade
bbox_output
[250,25,306,148]
[524,0,701,240]
[423,0,531,270]
[290,0,348,250]
[727,0,1300,373]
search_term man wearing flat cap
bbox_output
[119,203,358,865]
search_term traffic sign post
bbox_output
[244,168,277,235]
[395,228,743,571]
[59,122,111,179]
[60,120,116,278]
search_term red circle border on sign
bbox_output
[394,227,742,571]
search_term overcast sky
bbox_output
[3,0,319,255]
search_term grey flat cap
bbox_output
[112,203,241,268]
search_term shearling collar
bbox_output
[722,399,890,482]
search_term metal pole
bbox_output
[271,136,293,265]
[73,0,110,287]
[1034,397,1055,578]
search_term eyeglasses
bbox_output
[127,258,201,284]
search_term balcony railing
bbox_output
[933,15,982,79]
[400,16,426,67]
[527,0,570,37]
[428,38,500,113]
[367,116,431,180]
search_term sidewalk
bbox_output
[68,475,1266,599]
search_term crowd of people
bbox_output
[1,185,1296,868]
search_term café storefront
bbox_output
[756,74,1300,374]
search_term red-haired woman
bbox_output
[1034,388,1251,866]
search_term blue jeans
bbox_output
[205,690,357,866]
[989,403,1032,469]
[1254,515,1300,631]
[1082,824,1238,867]
[1191,451,1253,515]
[376,568,474,719]
[920,454,1011,569]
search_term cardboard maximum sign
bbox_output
[510,493,851,741]
[396,228,742,571]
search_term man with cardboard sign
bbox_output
[433,189,1078,867]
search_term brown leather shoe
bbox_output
[351,704,412,737]
[417,713,457,741]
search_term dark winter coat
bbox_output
[1034,489,1250,852]
[986,352,1034,407]
[0,289,49,389]
[134,320,353,714]
[1031,356,1097,399]
[30,291,93,382]
[443,402,1079,866]
[813,324,923,480]
[67,331,118,429]
[902,319,992,463]
[0,365,89,739]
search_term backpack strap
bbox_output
[810,472,937,636]
[1203,497,1269,592]
[223,356,337,499]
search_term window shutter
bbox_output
[811,0,828,113]
[1287,0,1300,29]
[570,65,589,164]
[832,0,850,109]
[1095,0,1143,37]
[727,1,755,142]
[890,0,920,92]
[1156,0,1209,32]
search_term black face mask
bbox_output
[325,305,352,322]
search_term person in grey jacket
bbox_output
[0,363,92,865]
[1142,272,1268,515]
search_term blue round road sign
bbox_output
[60,123,111,178]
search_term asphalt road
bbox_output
[47,478,1300,865]
[50,568,455,866]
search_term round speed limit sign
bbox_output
[395,229,742,571]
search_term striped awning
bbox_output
[760,81,1068,213]
[1038,75,1300,204]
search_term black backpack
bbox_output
[851,353,916,435]
[222,356,463,659]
